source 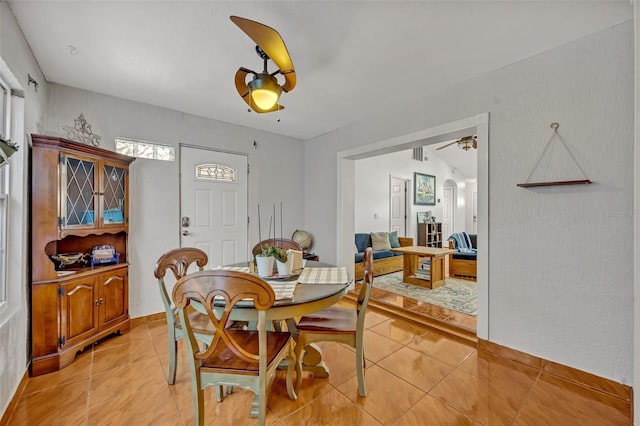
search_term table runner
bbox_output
[213,266,297,300]
[297,267,349,284]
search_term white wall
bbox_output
[0,1,49,417]
[43,84,305,318]
[306,22,634,385]
[633,4,639,424]
[353,148,468,242]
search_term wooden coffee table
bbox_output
[391,246,456,289]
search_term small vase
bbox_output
[255,255,274,277]
[276,256,293,276]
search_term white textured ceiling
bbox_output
[7,1,632,141]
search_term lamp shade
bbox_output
[248,73,282,110]
[0,138,18,166]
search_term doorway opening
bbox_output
[338,113,488,339]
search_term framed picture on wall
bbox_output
[414,172,436,205]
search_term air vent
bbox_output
[412,147,423,161]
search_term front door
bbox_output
[180,145,248,267]
[389,177,407,236]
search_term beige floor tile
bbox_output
[9,379,89,425]
[280,388,381,426]
[512,401,585,426]
[361,330,404,364]
[376,346,455,392]
[23,349,93,395]
[179,387,281,426]
[363,311,391,329]
[302,341,357,388]
[88,385,180,425]
[395,394,482,426]
[268,370,333,418]
[406,332,475,366]
[89,356,168,407]
[8,311,629,426]
[368,317,430,345]
[336,364,425,425]
[429,368,533,426]
[524,372,632,425]
[90,337,153,374]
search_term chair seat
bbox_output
[296,307,357,333]
[201,330,292,374]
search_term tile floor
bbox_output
[7,300,631,425]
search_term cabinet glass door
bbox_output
[101,164,126,225]
[63,156,96,227]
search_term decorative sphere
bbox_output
[291,229,313,251]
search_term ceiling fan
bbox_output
[436,135,477,151]
[230,16,296,113]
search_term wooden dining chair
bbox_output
[154,247,214,385]
[294,247,373,397]
[172,269,297,426]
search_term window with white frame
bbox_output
[0,76,9,304]
[115,137,175,161]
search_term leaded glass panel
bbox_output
[65,157,95,226]
[102,164,125,224]
[196,163,236,182]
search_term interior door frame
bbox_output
[178,143,250,259]
[337,113,489,339]
[389,175,409,237]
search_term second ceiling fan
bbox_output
[231,16,296,113]
[436,135,477,151]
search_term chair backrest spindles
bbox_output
[154,247,208,318]
[172,270,277,363]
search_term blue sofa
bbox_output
[354,232,413,281]
[447,232,477,279]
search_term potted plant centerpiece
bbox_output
[274,247,293,276]
[255,242,276,277]
[254,202,294,277]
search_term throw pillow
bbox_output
[354,233,370,253]
[388,230,400,248]
[371,232,391,251]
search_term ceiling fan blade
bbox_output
[234,68,285,113]
[230,16,296,92]
[436,140,459,150]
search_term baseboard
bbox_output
[478,339,633,403]
[0,369,28,426]
[130,312,165,328]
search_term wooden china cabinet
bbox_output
[30,134,135,376]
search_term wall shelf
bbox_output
[516,179,592,188]
[517,123,591,189]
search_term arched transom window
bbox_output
[195,163,236,182]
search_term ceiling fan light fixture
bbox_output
[248,73,282,110]
[458,136,475,151]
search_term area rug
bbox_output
[374,272,477,316]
